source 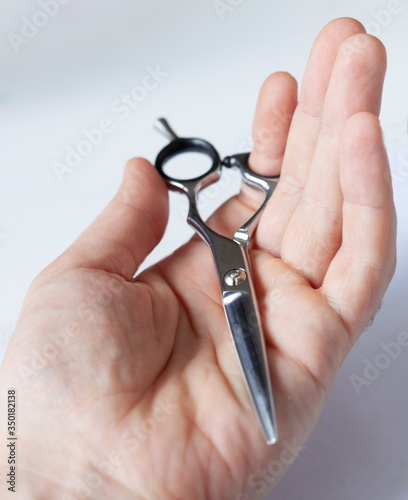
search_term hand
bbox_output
[0,18,396,500]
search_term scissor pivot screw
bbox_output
[224,268,247,286]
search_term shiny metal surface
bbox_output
[154,118,279,444]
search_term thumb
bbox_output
[57,158,169,280]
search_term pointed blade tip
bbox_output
[266,434,278,446]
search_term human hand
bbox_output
[0,18,396,500]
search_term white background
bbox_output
[1,1,408,499]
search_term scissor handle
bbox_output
[155,137,221,191]
[224,152,280,184]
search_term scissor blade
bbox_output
[197,231,278,443]
[223,290,278,445]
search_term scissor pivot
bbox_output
[224,268,247,287]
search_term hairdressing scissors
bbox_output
[154,118,279,444]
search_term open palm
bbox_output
[0,19,396,500]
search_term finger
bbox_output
[248,72,297,176]
[256,18,365,254]
[280,33,387,287]
[321,112,397,339]
[54,158,169,280]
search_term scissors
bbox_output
[154,118,279,444]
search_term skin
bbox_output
[0,18,396,500]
